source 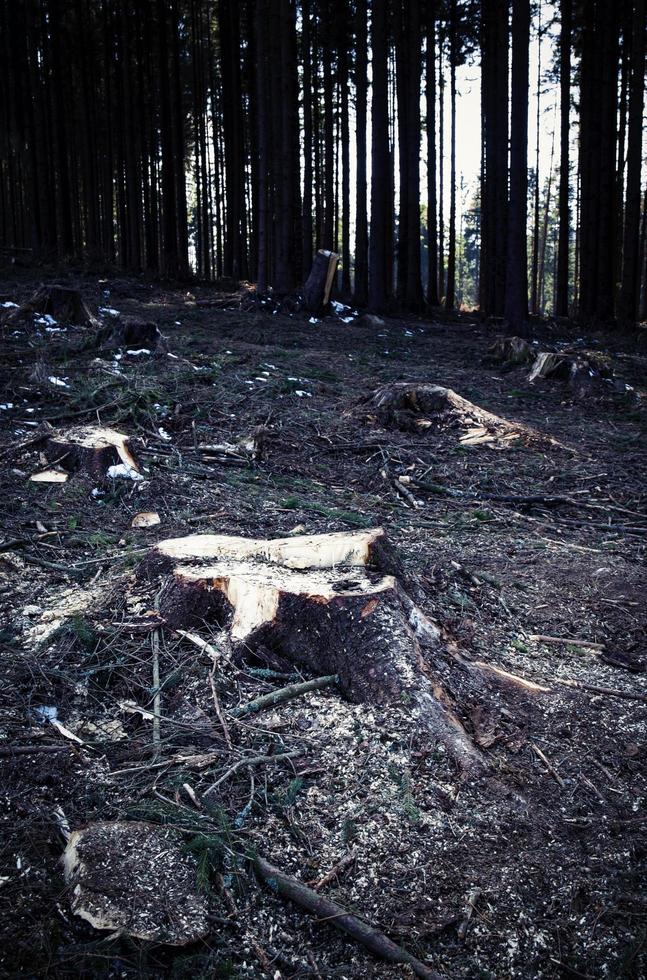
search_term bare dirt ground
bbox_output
[1,271,646,979]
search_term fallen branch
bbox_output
[529,634,605,651]
[457,886,482,941]
[0,744,72,756]
[231,674,339,718]
[531,743,565,788]
[253,853,442,979]
[203,750,303,797]
[308,851,357,891]
[553,679,647,702]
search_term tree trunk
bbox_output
[368,0,390,312]
[353,0,369,307]
[480,0,509,316]
[426,5,440,307]
[618,0,646,325]
[555,0,571,316]
[444,0,457,311]
[504,0,530,333]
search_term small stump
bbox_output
[63,821,210,944]
[2,285,99,328]
[487,335,533,366]
[303,250,340,313]
[97,316,164,352]
[45,425,141,480]
[528,350,616,398]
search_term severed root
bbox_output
[253,853,443,979]
[2,284,100,328]
[45,425,142,480]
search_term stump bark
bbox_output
[2,285,99,328]
[142,529,542,771]
[303,250,340,312]
[45,425,141,479]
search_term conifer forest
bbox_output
[0,2,646,978]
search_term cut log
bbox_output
[63,821,210,944]
[143,529,542,771]
[487,335,533,365]
[2,285,99,328]
[364,382,534,445]
[97,316,164,352]
[303,249,340,312]
[45,425,141,479]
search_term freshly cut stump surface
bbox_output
[63,821,209,944]
[144,528,528,769]
[46,425,141,478]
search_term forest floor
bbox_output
[1,271,646,979]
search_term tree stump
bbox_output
[142,528,541,770]
[45,425,141,479]
[528,350,617,398]
[364,382,532,445]
[303,250,340,312]
[63,821,210,944]
[97,316,164,352]
[487,335,533,365]
[2,285,99,328]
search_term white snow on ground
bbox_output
[106,463,144,481]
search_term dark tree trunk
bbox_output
[368,0,390,312]
[618,0,646,325]
[555,0,571,316]
[353,0,369,306]
[578,0,619,321]
[530,1,542,315]
[445,0,457,311]
[480,0,509,316]
[504,0,530,333]
[426,4,439,307]
[301,0,314,277]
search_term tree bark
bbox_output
[504,0,530,334]
[618,0,646,325]
[555,0,571,316]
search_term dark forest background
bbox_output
[0,0,645,329]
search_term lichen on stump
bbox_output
[63,821,210,944]
[143,528,539,771]
[45,425,141,479]
[2,284,99,328]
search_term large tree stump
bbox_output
[142,529,541,770]
[63,821,210,944]
[2,285,99,328]
[303,250,340,313]
[364,382,534,446]
[45,425,142,479]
